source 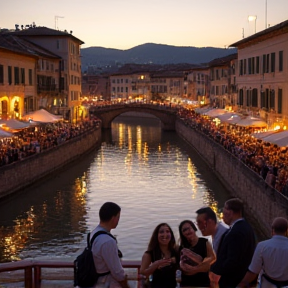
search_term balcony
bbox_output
[37,84,57,93]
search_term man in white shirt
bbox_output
[195,206,229,254]
[238,217,288,288]
[91,202,130,288]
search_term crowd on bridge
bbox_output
[0,116,101,167]
[176,107,288,197]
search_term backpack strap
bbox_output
[88,230,116,248]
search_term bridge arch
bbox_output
[89,104,177,130]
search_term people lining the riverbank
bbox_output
[0,117,101,167]
[177,106,288,196]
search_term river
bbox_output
[0,115,232,263]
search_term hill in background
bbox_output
[80,43,237,72]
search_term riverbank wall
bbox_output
[0,127,101,200]
[175,119,288,238]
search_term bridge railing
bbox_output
[0,259,142,288]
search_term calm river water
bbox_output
[0,115,232,263]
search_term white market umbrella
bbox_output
[251,131,278,139]
[204,109,228,117]
[23,109,63,123]
[195,107,213,114]
[261,130,288,147]
[217,113,243,124]
[0,119,30,130]
[236,116,267,128]
[0,128,13,138]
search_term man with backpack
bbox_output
[91,202,130,288]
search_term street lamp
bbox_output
[248,15,257,34]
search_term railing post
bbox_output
[34,265,41,288]
[24,266,33,288]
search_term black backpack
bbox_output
[74,230,116,287]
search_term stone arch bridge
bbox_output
[89,104,177,130]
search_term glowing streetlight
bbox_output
[248,15,257,34]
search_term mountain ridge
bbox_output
[80,43,237,71]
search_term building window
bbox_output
[278,89,282,113]
[57,40,60,49]
[244,59,247,74]
[279,51,283,72]
[256,56,260,74]
[262,54,266,74]
[21,68,25,84]
[239,89,244,105]
[60,77,64,90]
[239,60,243,75]
[270,90,275,110]
[260,91,265,109]
[271,52,275,73]
[14,67,20,85]
[0,65,3,84]
[248,58,252,74]
[8,66,12,85]
[29,69,33,85]
[246,90,250,106]
[252,88,258,107]
[24,96,34,113]
[266,54,270,73]
[251,57,255,74]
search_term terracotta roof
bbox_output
[9,26,84,44]
[0,34,61,59]
[229,19,288,48]
[208,53,238,67]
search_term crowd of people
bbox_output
[0,117,101,167]
[176,107,288,197]
[89,201,288,288]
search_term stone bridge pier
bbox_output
[90,104,177,131]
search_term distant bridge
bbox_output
[89,103,178,130]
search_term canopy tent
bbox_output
[23,109,63,123]
[251,131,278,139]
[236,116,267,128]
[261,130,288,147]
[0,128,13,138]
[195,106,213,114]
[204,109,228,117]
[0,119,30,130]
[217,113,243,124]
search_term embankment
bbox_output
[0,126,101,200]
[175,119,288,238]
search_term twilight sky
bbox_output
[1,0,287,49]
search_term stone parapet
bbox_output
[0,127,101,200]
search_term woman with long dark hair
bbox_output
[178,220,215,287]
[140,223,178,288]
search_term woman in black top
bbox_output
[140,223,178,288]
[178,220,215,287]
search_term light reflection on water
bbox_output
[0,116,230,263]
